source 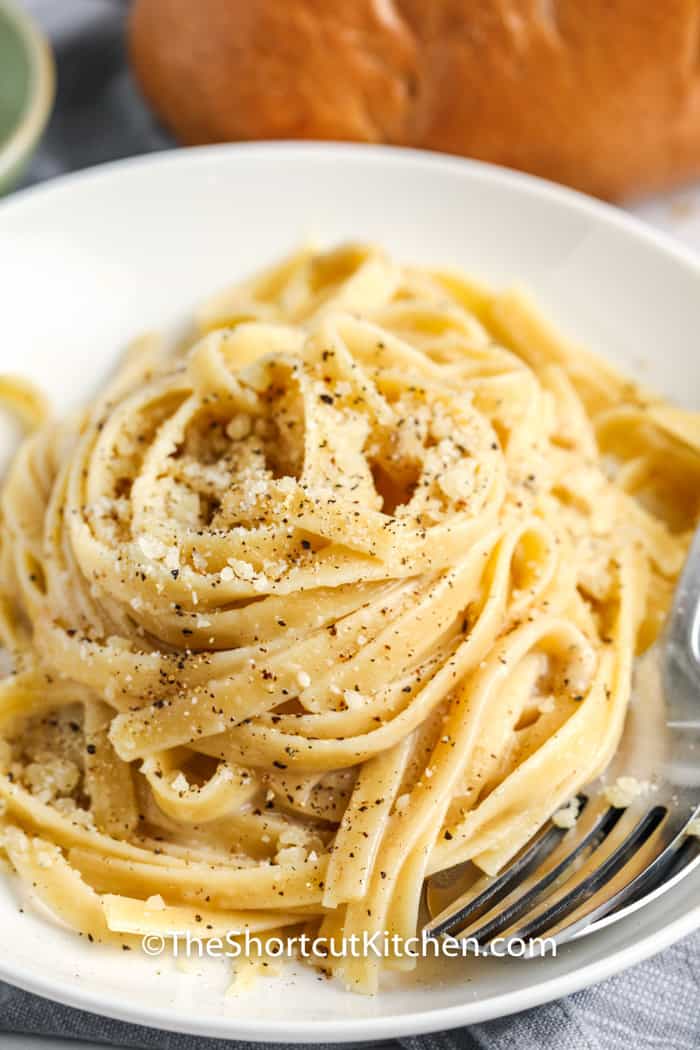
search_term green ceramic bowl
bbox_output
[0,0,54,194]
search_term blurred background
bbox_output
[1,0,700,253]
[5,0,168,185]
[1,0,700,249]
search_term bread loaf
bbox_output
[129,0,700,200]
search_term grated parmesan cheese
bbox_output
[145,894,167,910]
[137,534,166,561]
[604,776,649,809]
[552,797,580,829]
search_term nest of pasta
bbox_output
[0,244,698,992]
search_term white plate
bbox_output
[0,143,699,1043]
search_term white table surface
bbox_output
[632,184,700,252]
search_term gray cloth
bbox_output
[21,0,171,185]
[2,2,700,1048]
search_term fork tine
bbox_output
[548,804,700,944]
[424,794,614,939]
[423,797,617,940]
[423,793,617,944]
[424,822,567,939]
[489,804,668,947]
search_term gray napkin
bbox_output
[2,3,700,1048]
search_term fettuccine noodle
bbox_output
[0,244,698,992]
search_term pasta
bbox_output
[0,243,698,993]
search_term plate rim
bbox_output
[0,905,697,1043]
[2,140,700,277]
[0,141,699,1042]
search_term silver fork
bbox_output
[423,526,700,953]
